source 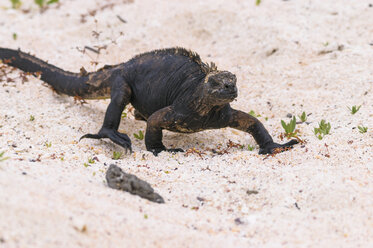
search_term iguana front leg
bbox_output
[145,106,183,156]
[228,109,298,154]
[80,76,132,152]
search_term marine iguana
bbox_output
[0,47,298,155]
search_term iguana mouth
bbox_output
[224,92,238,100]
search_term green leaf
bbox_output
[281,120,287,131]
[314,119,331,140]
[10,0,22,9]
[358,126,368,134]
[247,145,254,151]
[112,151,122,160]
[47,0,58,4]
[298,111,307,122]
[249,110,257,118]
[133,130,144,140]
[0,151,10,162]
[290,116,296,132]
[34,0,44,8]
[348,105,361,115]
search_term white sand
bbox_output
[0,0,372,247]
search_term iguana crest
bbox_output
[133,47,218,75]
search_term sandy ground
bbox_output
[0,0,372,247]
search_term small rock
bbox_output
[246,190,259,195]
[234,218,244,225]
[106,164,164,204]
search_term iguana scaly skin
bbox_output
[0,47,298,155]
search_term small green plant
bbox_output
[298,111,307,123]
[281,116,297,137]
[144,214,148,219]
[34,0,58,8]
[314,120,331,140]
[357,126,368,134]
[247,145,254,151]
[12,33,18,40]
[0,151,10,162]
[112,151,122,160]
[88,157,95,164]
[256,0,261,6]
[10,0,22,9]
[29,115,35,121]
[133,130,144,140]
[348,105,361,115]
[249,110,261,118]
[121,112,127,119]
[45,142,52,148]
[83,163,89,168]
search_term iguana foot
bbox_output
[80,128,132,153]
[167,148,184,153]
[149,147,165,156]
[148,147,184,156]
[259,139,298,155]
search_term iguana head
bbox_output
[203,71,238,105]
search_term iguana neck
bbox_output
[185,85,222,116]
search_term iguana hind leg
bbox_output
[228,109,298,154]
[80,76,132,153]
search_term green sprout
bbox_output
[10,0,22,9]
[29,115,35,121]
[298,111,307,123]
[112,151,122,160]
[88,157,95,164]
[348,105,361,115]
[247,145,254,151]
[357,126,368,134]
[133,130,144,140]
[281,116,297,137]
[256,0,261,6]
[314,120,331,140]
[0,151,10,162]
[45,142,52,148]
[121,112,127,119]
[12,33,18,40]
[34,0,58,8]
[249,110,261,118]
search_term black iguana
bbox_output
[0,47,298,155]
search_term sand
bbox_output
[0,0,372,247]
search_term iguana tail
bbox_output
[0,48,111,99]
